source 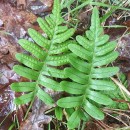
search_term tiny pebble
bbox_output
[0,19,3,27]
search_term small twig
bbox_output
[111,77,130,109]
[105,112,128,127]
[63,109,69,121]
[95,120,112,129]
[24,96,35,120]
[111,77,130,97]
[0,111,12,127]
[104,109,130,123]
[103,108,130,113]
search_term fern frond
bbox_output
[11,0,75,106]
[57,7,119,129]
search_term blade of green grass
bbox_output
[65,1,130,17]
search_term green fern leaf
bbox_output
[83,100,104,120]
[67,110,81,129]
[76,35,92,51]
[50,40,76,54]
[11,0,75,106]
[87,90,113,105]
[65,68,89,84]
[37,87,54,105]
[18,39,47,60]
[69,54,91,73]
[91,67,119,78]
[55,107,63,120]
[14,92,34,105]
[95,41,116,56]
[68,44,92,62]
[37,76,62,91]
[61,81,86,94]
[28,28,50,49]
[46,54,70,66]
[90,80,116,90]
[13,65,39,80]
[57,96,83,108]
[16,53,43,70]
[96,35,109,46]
[11,82,36,92]
[57,7,119,127]
[56,26,68,33]
[53,28,75,43]
[37,17,53,38]
[93,51,119,66]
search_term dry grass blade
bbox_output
[111,77,130,97]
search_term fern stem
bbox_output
[78,120,81,130]
[8,123,15,130]
[45,108,55,114]
[81,121,86,130]
[15,110,20,129]
[48,123,51,130]
[24,95,35,120]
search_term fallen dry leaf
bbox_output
[27,0,52,15]
[19,99,52,130]
[0,2,37,63]
[40,0,53,7]
[0,64,20,85]
[17,0,26,9]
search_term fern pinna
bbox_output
[57,7,119,129]
[11,0,75,106]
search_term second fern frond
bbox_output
[57,7,119,129]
